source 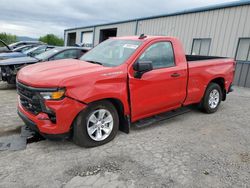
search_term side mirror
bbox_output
[133,61,153,78]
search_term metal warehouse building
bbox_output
[64,1,250,87]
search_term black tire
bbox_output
[199,83,222,114]
[73,100,119,147]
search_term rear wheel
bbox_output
[73,100,119,147]
[200,83,222,113]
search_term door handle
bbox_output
[171,73,180,77]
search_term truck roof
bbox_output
[112,35,175,41]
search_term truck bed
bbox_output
[186,55,226,62]
[184,55,235,106]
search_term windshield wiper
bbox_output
[85,60,103,65]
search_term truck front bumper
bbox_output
[18,96,87,139]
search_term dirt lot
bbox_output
[0,81,249,188]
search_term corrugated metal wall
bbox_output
[137,5,250,57]
[66,5,250,57]
[135,5,250,87]
[65,4,250,87]
[93,21,137,45]
[65,27,94,46]
[65,22,137,46]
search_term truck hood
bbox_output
[17,59,108,87]
[0,56,38,66]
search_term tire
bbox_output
[200,83,222,114]
[73,100,119,147]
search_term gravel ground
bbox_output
[0,82,21,136]
[0,81,249,188]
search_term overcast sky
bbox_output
[0,0,238,38]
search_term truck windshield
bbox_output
[80,39,142,67]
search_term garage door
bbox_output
[234,38,250,88]
[81,32,93,48]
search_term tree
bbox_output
[39,34,64,46]
[0,33,17,46]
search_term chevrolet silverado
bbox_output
[16,35,235,147]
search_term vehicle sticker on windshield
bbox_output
[123,44,139,49]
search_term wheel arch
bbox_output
[71,97,130,135]
[105,98,130,134]
[207,77,226,101]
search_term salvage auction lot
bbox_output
[0,81,249,187]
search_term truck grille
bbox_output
[17,82,43,115]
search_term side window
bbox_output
[30,47,46,56]
[18,46,30,52]
[52,49,78,60]
[138,42,175,69]
[21,46,31,52]
[14,43,24,49]
[235,38,250,62]
[191,38,211,55]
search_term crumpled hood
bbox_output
[0,56,38,66]
[17,59,108,87]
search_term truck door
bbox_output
[129,41,187,122]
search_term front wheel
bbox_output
[199,83,222,113]
[73,100,119,147]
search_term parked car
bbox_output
[0,40,45,53]
[0,39,12,53]
[16,36,235,147]
[75,42,92,50]
[12,44,42,53]
[0,47,88,84]
[0,44,51,60]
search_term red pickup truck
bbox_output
[17,36,235,147]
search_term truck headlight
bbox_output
[40,88,66,100]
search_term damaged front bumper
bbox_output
[17,82,87,140]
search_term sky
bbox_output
[0,0,239,38]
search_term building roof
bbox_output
[65,0,250,32]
